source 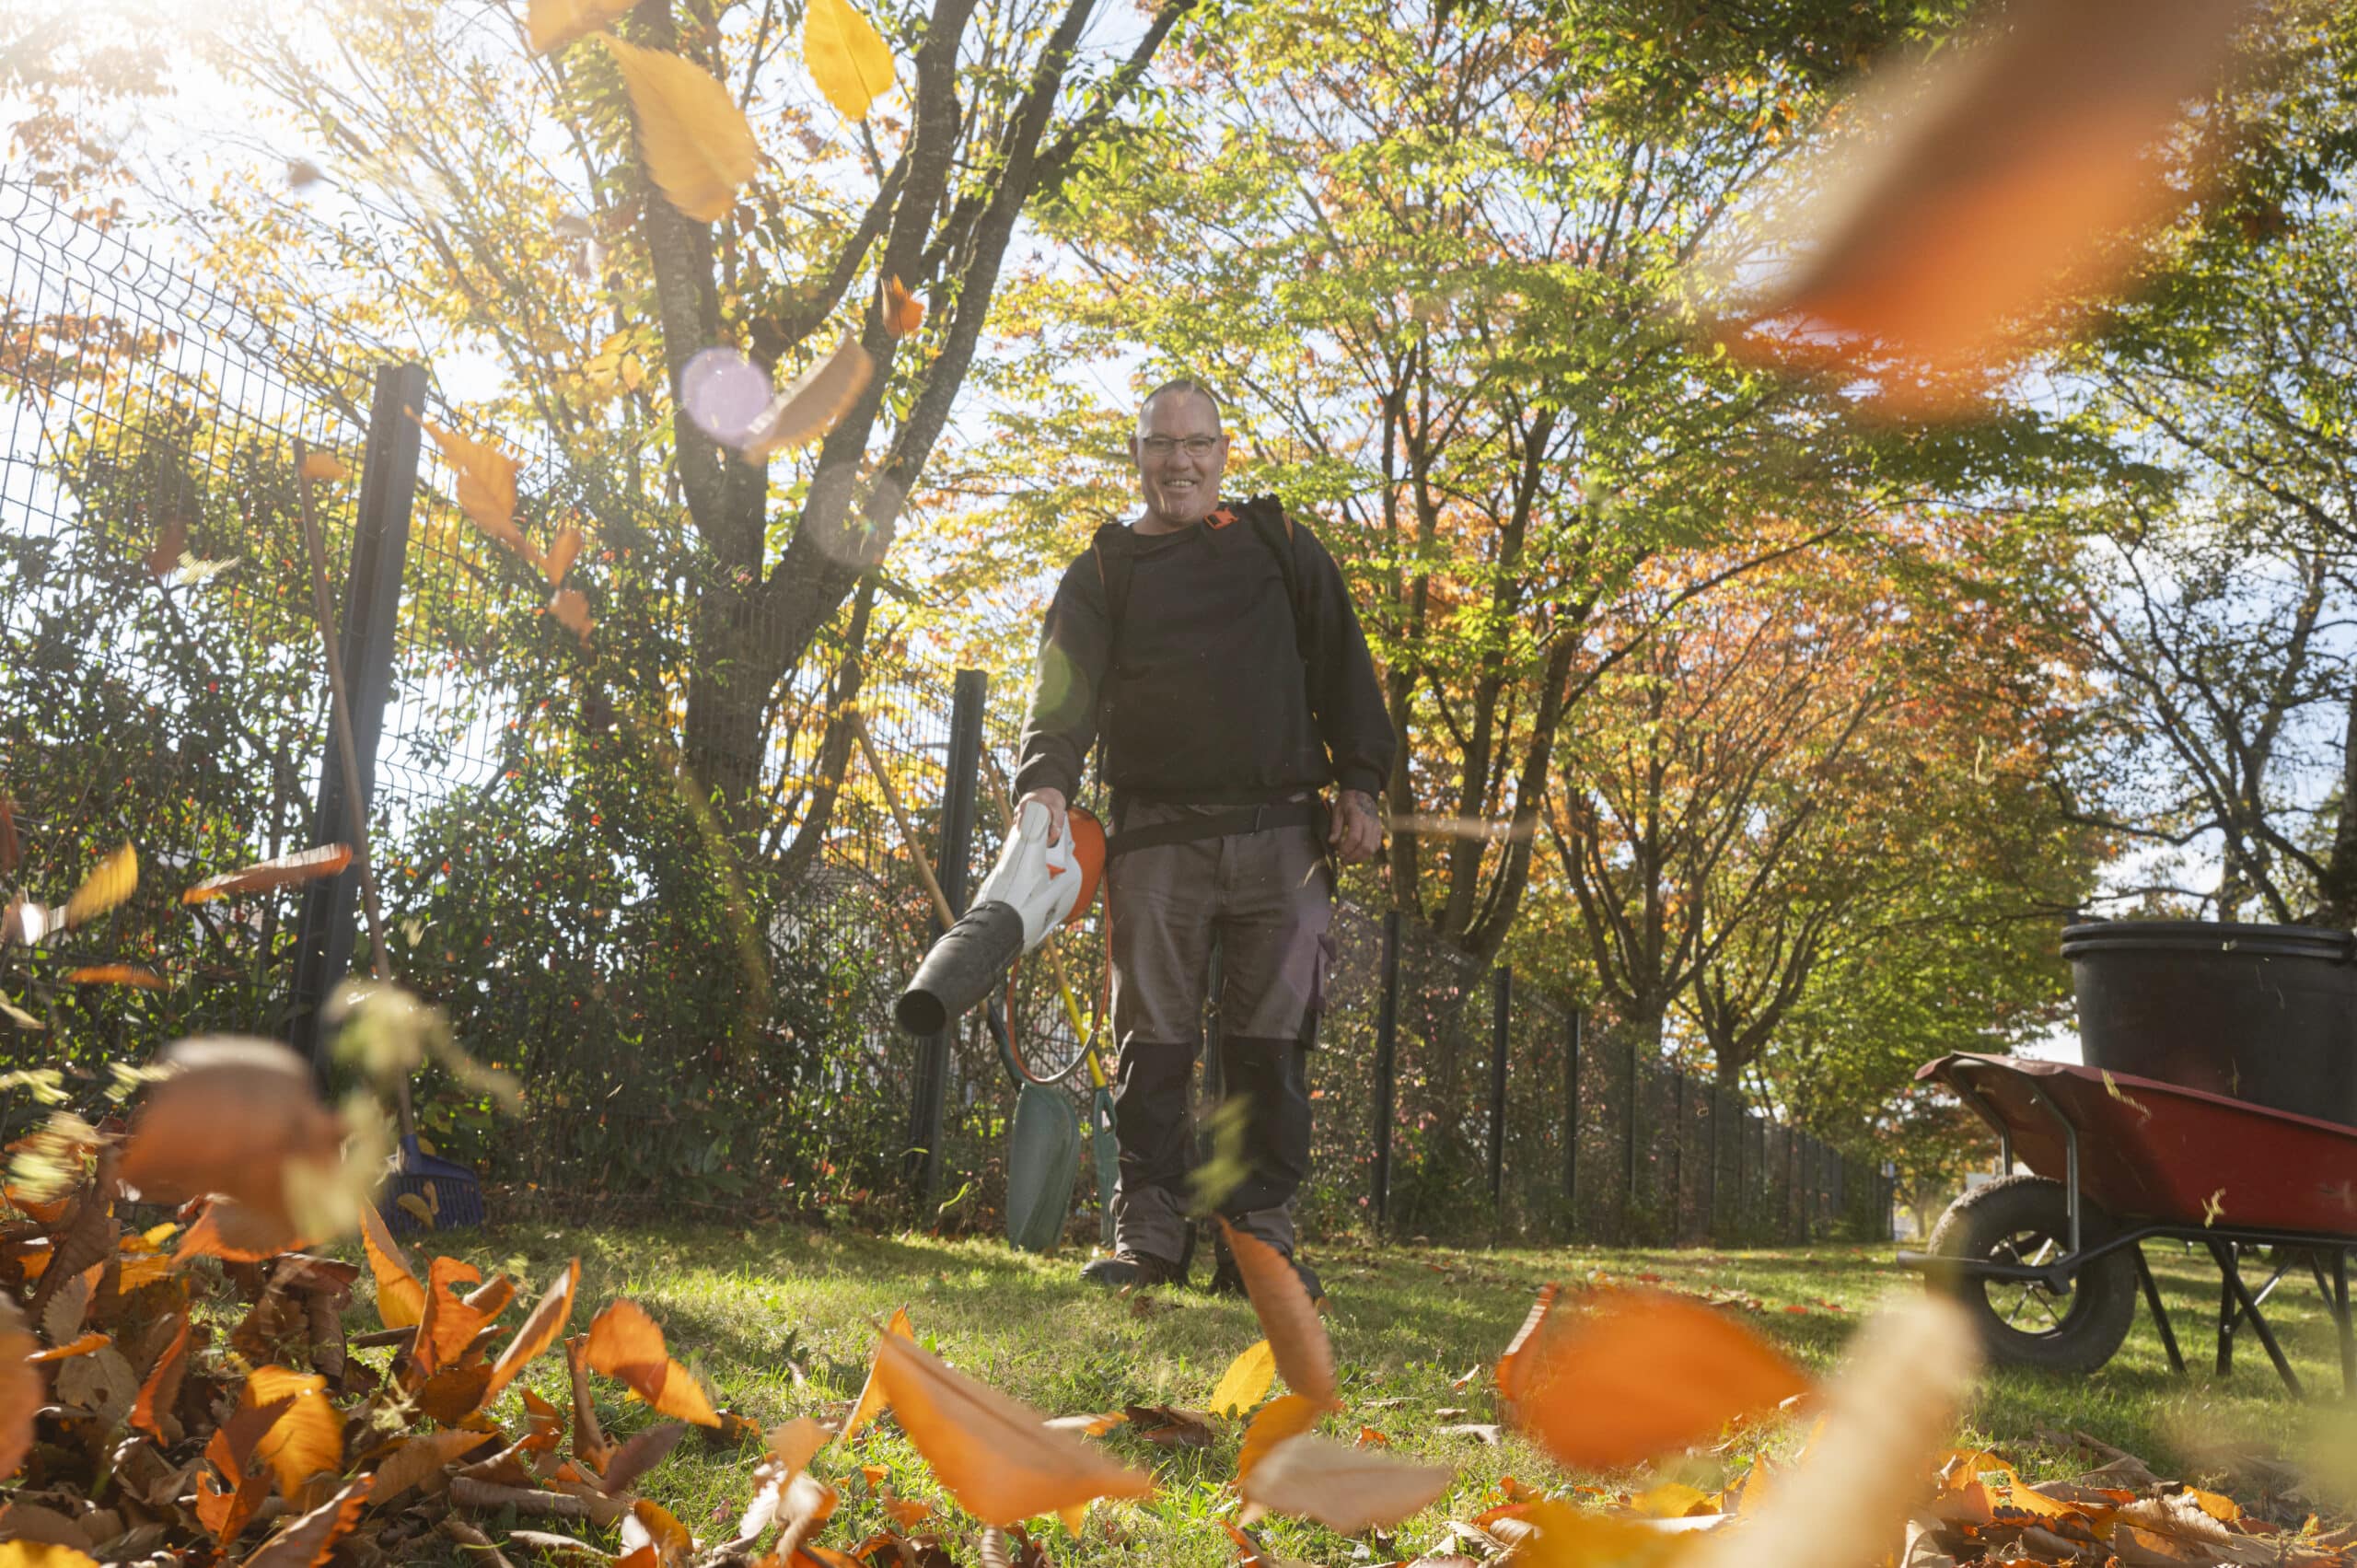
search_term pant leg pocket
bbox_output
[1298,931,1338,1049]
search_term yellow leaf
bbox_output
[1632,1481,1719,1518]
[245,1365,343,1500]
[843,1305,913,1440]
[298,451,348,482]
[358,1201,424,1330]
[599,37,758,224]
[737,336,872,461]
[0,1548,100,1568]
[528,0,634,53]
[63,842,136,928]
[803,0,896,121]
[1208,1340,1276,1418]
[416,418,530,560]
[869,1331,1155,1527]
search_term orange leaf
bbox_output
[145,516,188,581]
[620,1498,695,1568]
[359,1202,424,1330]
[365,1429,491,1507]
[598,37,759,224]
[549,587,594,646]
[245,1366,343,1500]
[869,1331,1154,1527]
[1495,1283,1559,1423]
[417,417,531,560]
[415,1257,491,1377]
[1236,1394,1322,1487]
[543,526,585,587]
[487,1259,579,1400]
[1514,1289,1809,1471]
[175,1200,304,1264]
[737,336,872,461]
[842,1306,913,1439]
[1237,1432,1454,1532]
[881,275,924,338]
[122,1039,343,1226]
[240,1473,370,1568]
[27,1331,110,1363]
[65,964,162,989]
[585,1300,720,1426]
[131,1312,191,1439]
[0,1296,37,1481]
[1216,1221,1335,1409]
[1722,0,2252,410]
[182,845,351,904]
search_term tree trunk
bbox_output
[2316,677,2357,928]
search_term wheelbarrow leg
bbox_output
[2336,1249,2353,1397]
[2209,1240,2305,1398]
[2132,1244,2186,1376]
[2217,1242,2238,1377]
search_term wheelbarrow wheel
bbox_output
[1925,1174,2137,1375]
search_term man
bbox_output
[1013,377,1393,1299]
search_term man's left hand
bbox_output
[1329,788,1382,864]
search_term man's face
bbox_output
[1129,389,1228,525]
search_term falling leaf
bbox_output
[803,0,896,121]
[63,842,136,928]
[285,158,326,189]
[737,337,873,461]
[415,1256,496,1376]
[1236,1392,1322,1487]
[2203,1189,2225,1226]
[120,1038,343,1228]
[64,965,163,989]
[600,1423,689,1496]
[1494,1283,1560,1423]
[297,452,348,482]
[1632,1481,1719,1518]
[619,1499,695,1568]
[487,1258,579,1400]
[145,516,188,580]
[0,1295,37,1481]
[241,1473,370,1568]
[1238,1432,1454,1532]
[183,845,352,904]
[1684,1298,1979,1568]
[1508,1499,1689,1568]
[1210,1339,1277,1419]
[881,274,924,338]
[0,1550,100,1568]
[416,417,531,560]
[1719,0,2255,407]
[844,1306,914,1439]
[599,37,759,224]
[1514,1289,1810,1472]
[171,552,240,587]
[246,1365,343,1499]
[1217,1221,1335,1409]
[174,1199,305,1263]
[1,898,52,947]
[543,526,584,587]
[0,794,16,872]
[528,0,634,52]
[585,1299,722,1426]
[358,1202,424,1330]
[868,1331,1155,1527]
[549,588,594,645]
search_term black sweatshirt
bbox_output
[1014,502,1395,807]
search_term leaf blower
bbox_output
[894,798,1105,1039]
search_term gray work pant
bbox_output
[1104,799,1335,1265]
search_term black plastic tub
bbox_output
[2062,919,2357,1127]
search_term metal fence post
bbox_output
[1670,1074,1686,1241]
[1624,1033,1641,1238]
[1487,966,1510,1205]
[289,362,429,1080]
[1372,908,1399,1225]
[1563,1007,1581,1212]
[907,668,985,1208]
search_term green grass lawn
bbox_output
[401,1223,2351,1565]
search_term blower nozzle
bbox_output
[894,900,1025,1037]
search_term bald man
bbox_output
[1013,377,1393,1300]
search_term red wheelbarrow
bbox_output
[1898,1052,2357,1393]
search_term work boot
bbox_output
[1207,1247,1325,1307]
[1080,1251,1188,1290]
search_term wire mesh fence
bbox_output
[0,180,1892,1246]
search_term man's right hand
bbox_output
[1017,787,1070,846]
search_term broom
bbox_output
[296,443,486,1234]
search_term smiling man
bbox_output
[1014,377,1393,1300]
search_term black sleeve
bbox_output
[1289,515,1395,799]
[1013,550,1110,804]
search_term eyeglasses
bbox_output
[1139,436,1222,459]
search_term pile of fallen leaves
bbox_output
[3,1036,2351,1568]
